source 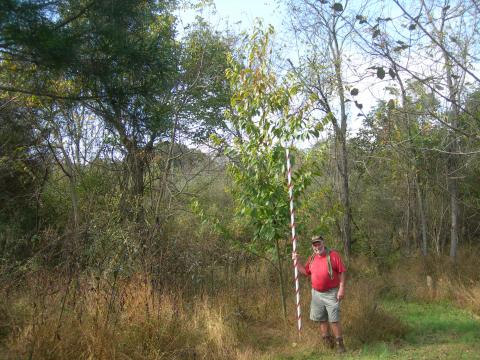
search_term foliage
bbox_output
[223,25,317,254]
[1,1,480,357]
[0,99,47,261]
[297,143,341,250]
[178,17,233,141]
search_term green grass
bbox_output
[276,299,480,360]
[384,300,480,345]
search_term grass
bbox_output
[2,253,480,359]
[0,276,247,359]
[277,299,480,360]
[384,300,480,345]
[0,271,408,359]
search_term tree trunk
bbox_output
[123,142,146,222]
[50,133,81,250]
[405,175,411,253]
[109,108,147,223]
[275,237,287,323]
[415,176,428,256]
[155,113,179,223]
[338,136,352,258]
[443,47,460,260]
[331,30,352,258]
[424,4,462,259]
[395,67,428,257]
[67,175,80,235]
[449,176,459,258]
[128,146,145,198]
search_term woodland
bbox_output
[1,0,479,359]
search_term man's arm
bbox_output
[337,272,346,301]
[292,252,308,276]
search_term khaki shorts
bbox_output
[310,288,340,322]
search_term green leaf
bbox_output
[388,68,396,79]
[376,67,385,80]
[333,3,344,12]
[387,99,395,110]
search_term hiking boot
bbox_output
[322,335,335,350]
[336,337,346,354]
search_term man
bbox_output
[293,235,347,353]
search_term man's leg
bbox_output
[325,288,346,354]
[330,322,346,353]
[320,321,334,349]
[330,321,342,338]
[320,321,330,337]
[311,289,334,348]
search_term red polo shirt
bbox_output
[305,250,346,292]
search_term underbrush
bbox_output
[1,274,245,360]
[382,247,480,315]
[0,261,408,359]
[2,250,478,359]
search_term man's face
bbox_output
[312,241,325,254]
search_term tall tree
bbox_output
[349,0,479,257]
[286,0,360,256]
[389,0,480,258]
[1,1,232,224]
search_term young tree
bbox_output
[224,25,316,320]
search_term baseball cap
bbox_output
[311,235,324,244]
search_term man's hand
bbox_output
[292,252,307,276]
[337,272,346,301]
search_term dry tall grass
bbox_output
[0,265,409,359]
[3,250,479,359]
[1,274,244,360]
[383,247,480,315]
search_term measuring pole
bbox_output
[286,147,302,334]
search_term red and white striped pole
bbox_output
[286,147,302,334]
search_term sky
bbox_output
[177,0,285,33]
[177,0,371,140]
[177,1,480,151]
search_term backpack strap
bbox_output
[306,254,315,268]
[326,248,334,280]
[307,250,334,280]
